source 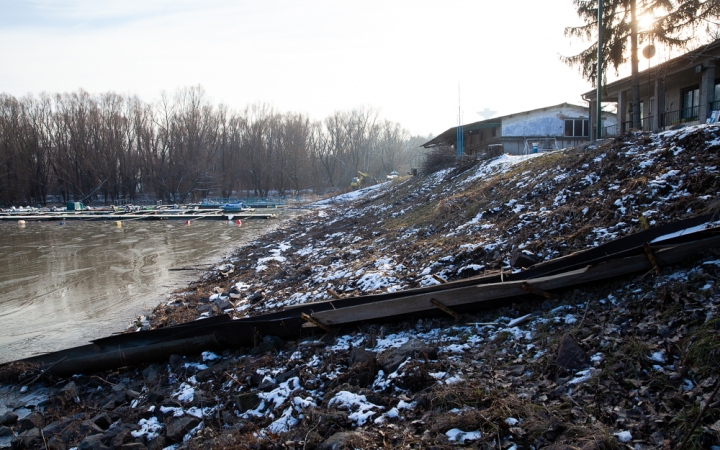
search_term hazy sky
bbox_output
[0,0,657,136]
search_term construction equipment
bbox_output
[350,171,377,190]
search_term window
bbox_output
[492,127,497,137]
[682,85,700,119]
[564,119,589,137]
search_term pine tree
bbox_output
[562,0,720,129]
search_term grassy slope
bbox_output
[144,124,720,449]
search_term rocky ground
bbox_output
[2,124,720,450]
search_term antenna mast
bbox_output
[456,83,464,156]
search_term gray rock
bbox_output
[234,393,262,413]
[110,428,133,448]
[142,364,161,383]
[0,426,11,437]
[215,299,233,310]
[377,339,438,374]
[165,416,201,443]
[61,381,79,399]
[275,367,300,384]
[145,436,167,450]
[247,291,265,304]
[77,433,109,450]
[258,378,277,391]
[91,412,113,430]
[42,418,73,436]
[320,431,364,450]
[168,355,185,371]
[507,364,526,376]
[145,391,164,404]
[60,420,104,444]
[555,334,589,370]
[511,249,541,268]
[349,348,375,366]
[0,412,17,426]
[47,435,67,450]
[18,411,44,432]
[119,443,147,450]
[17,427,43,449]
[195,368,214,383]
[253,335,284,355]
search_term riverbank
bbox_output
[2,124,720,449]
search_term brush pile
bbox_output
[2,124,720,450]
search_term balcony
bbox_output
[660,106,699,127]
[603,124,619,137]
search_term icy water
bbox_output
[0,216,292,363]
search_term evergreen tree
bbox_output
[562,0,720,129]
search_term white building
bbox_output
[422,103,617,156]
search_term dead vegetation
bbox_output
[3,125,720,449]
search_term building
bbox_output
[584,39,720,137]
[421,103,616,156]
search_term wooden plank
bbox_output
[430,298,461,320]
[521,282,559,299]
[300,312,334,334]
[643,242,661,274]
[312,236,720,326]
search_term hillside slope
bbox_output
[184,123,720,316]
[137,124,720,448]
[3,124,720,450]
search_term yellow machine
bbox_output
[350,171,376,190]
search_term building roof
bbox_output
[582,39,720,102]
[421,102,588,148]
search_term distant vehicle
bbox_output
[350,171,377,190]
[222,203,250,212]
[386,170,399,180]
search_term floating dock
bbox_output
[0,208,279,221]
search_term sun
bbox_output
[638,12,656,31]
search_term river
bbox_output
[0,214,299,364]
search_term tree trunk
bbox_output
[631,0,641,130]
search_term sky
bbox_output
[0,0,665,137]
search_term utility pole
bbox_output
[596,0,603,140]
[456,84,464,156]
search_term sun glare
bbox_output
[638,12,655,31]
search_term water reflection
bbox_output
[0,218,276,363]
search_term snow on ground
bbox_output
[58,123,720,449]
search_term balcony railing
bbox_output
[661,107,699,127]
[618,117,653,132]
[603,124,619,137]
[641,116,653,131]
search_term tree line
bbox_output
[0,86,428,206]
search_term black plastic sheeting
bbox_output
[13,213,719,376]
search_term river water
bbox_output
[0,215,296,364]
